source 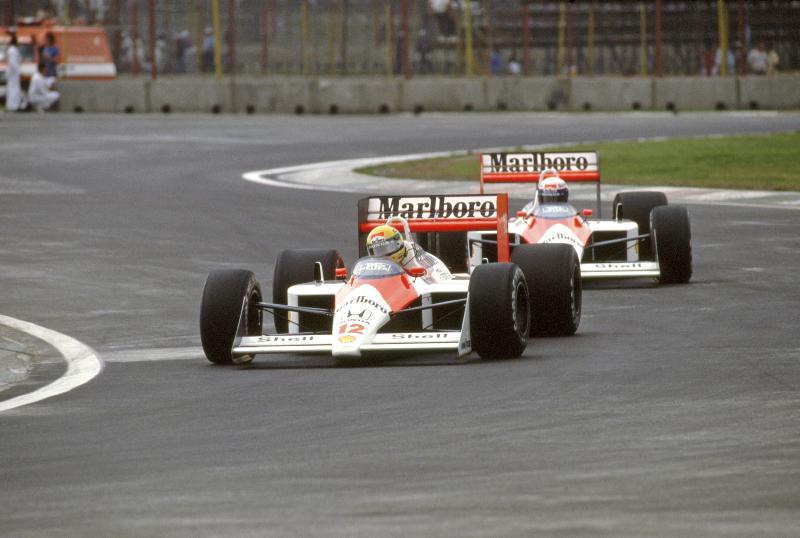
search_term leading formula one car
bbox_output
[464,151,692,284]
[199,193,581,366]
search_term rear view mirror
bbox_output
[407,267,426,278]
[335,267,347,279]
[581,209,593,217]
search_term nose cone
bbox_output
[332,284,391,357]
[541,223,585,259]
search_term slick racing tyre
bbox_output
[469,263,529,360]
[200,269,262,365]
[272,249,344,333]
[414,231,469,273]
[651,205,692,284]
[612,191,668,260]
[511,243,581,337]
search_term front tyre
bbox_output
[652,205,692,284]
[511,243,581,336]
[469,263,529,360]
[272,249,344,333]
[612,191,668,260]
[200,269,262,365]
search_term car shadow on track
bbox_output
[583,279,659,290]
[222,349,552,370]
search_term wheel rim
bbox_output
[248,290,263,335]
[514,279,529,338]
[570,266,581,325]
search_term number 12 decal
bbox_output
[338,323,365,335]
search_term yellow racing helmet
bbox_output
[366,225,406,264]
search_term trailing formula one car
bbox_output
[468,151,692,284]
[199,193,581,366]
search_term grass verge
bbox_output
[355,131,800,191]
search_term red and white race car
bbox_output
[199,193,582,366]
[467,151,692,284]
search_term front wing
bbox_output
[233,332,463,356]
[580,261,660,279]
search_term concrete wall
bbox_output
[654,77,739,110]
[57,75,800,114]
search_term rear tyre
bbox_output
[652,205,692,284]
[469,263,529,360]
[414,232,469,272]
[512,244,581,336]
[200,269,262,365]
[272,249,344,333]
[612,191,668,260]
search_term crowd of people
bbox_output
[746,41,780,76]
[115,27,226,76]
[3,30,61,113]
[702,41,780,76]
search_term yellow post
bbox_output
[464,1,473,77]
[211,0,222,79]
[455,3,462,73]
[190,1,203,73]
[302,1,310,76]
[717,0,729,76]
[385,4,393,79]
[327,5,336,74]
[639,2,647,76]
[557,2,566,76]
[62,3,70,73]
[587,1,595,76]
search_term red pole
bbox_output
[228,0,236,75]
[522,4,530,75]
[737,0,745,75]
[401,0,409,79]
[131,0,139,75]
[566,1,573,76]
[261,1,268,75]
[655,0,663,76]
[148,0,156,80]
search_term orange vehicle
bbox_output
[0,17,116,87]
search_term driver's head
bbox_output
[537,176,569,203]
[366,225,406,263]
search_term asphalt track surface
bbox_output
[1,112,799,537]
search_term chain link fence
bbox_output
[5,1,799,77]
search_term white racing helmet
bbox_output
[537,175,569,203]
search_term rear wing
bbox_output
[480,151,602,216]
[357,193,510,262]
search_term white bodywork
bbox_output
[232,272,473,359]
[469,214,660,280]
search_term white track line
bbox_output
[243,136,800,209]
[0,315,103,413]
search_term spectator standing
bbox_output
[712,46,735,76]
[28,62,60,112]
[508,54,522,76]
[429,0,455,37]
[175,30,191,74]
[5,32,22,112]
[767,45,780,75]
[489,49,504,76]
[155,33,167,73]
[702,42,715,76]
[747,41,769,75]
[201,27,215,73]
[416,27,433,74]
[41,32,60,77]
